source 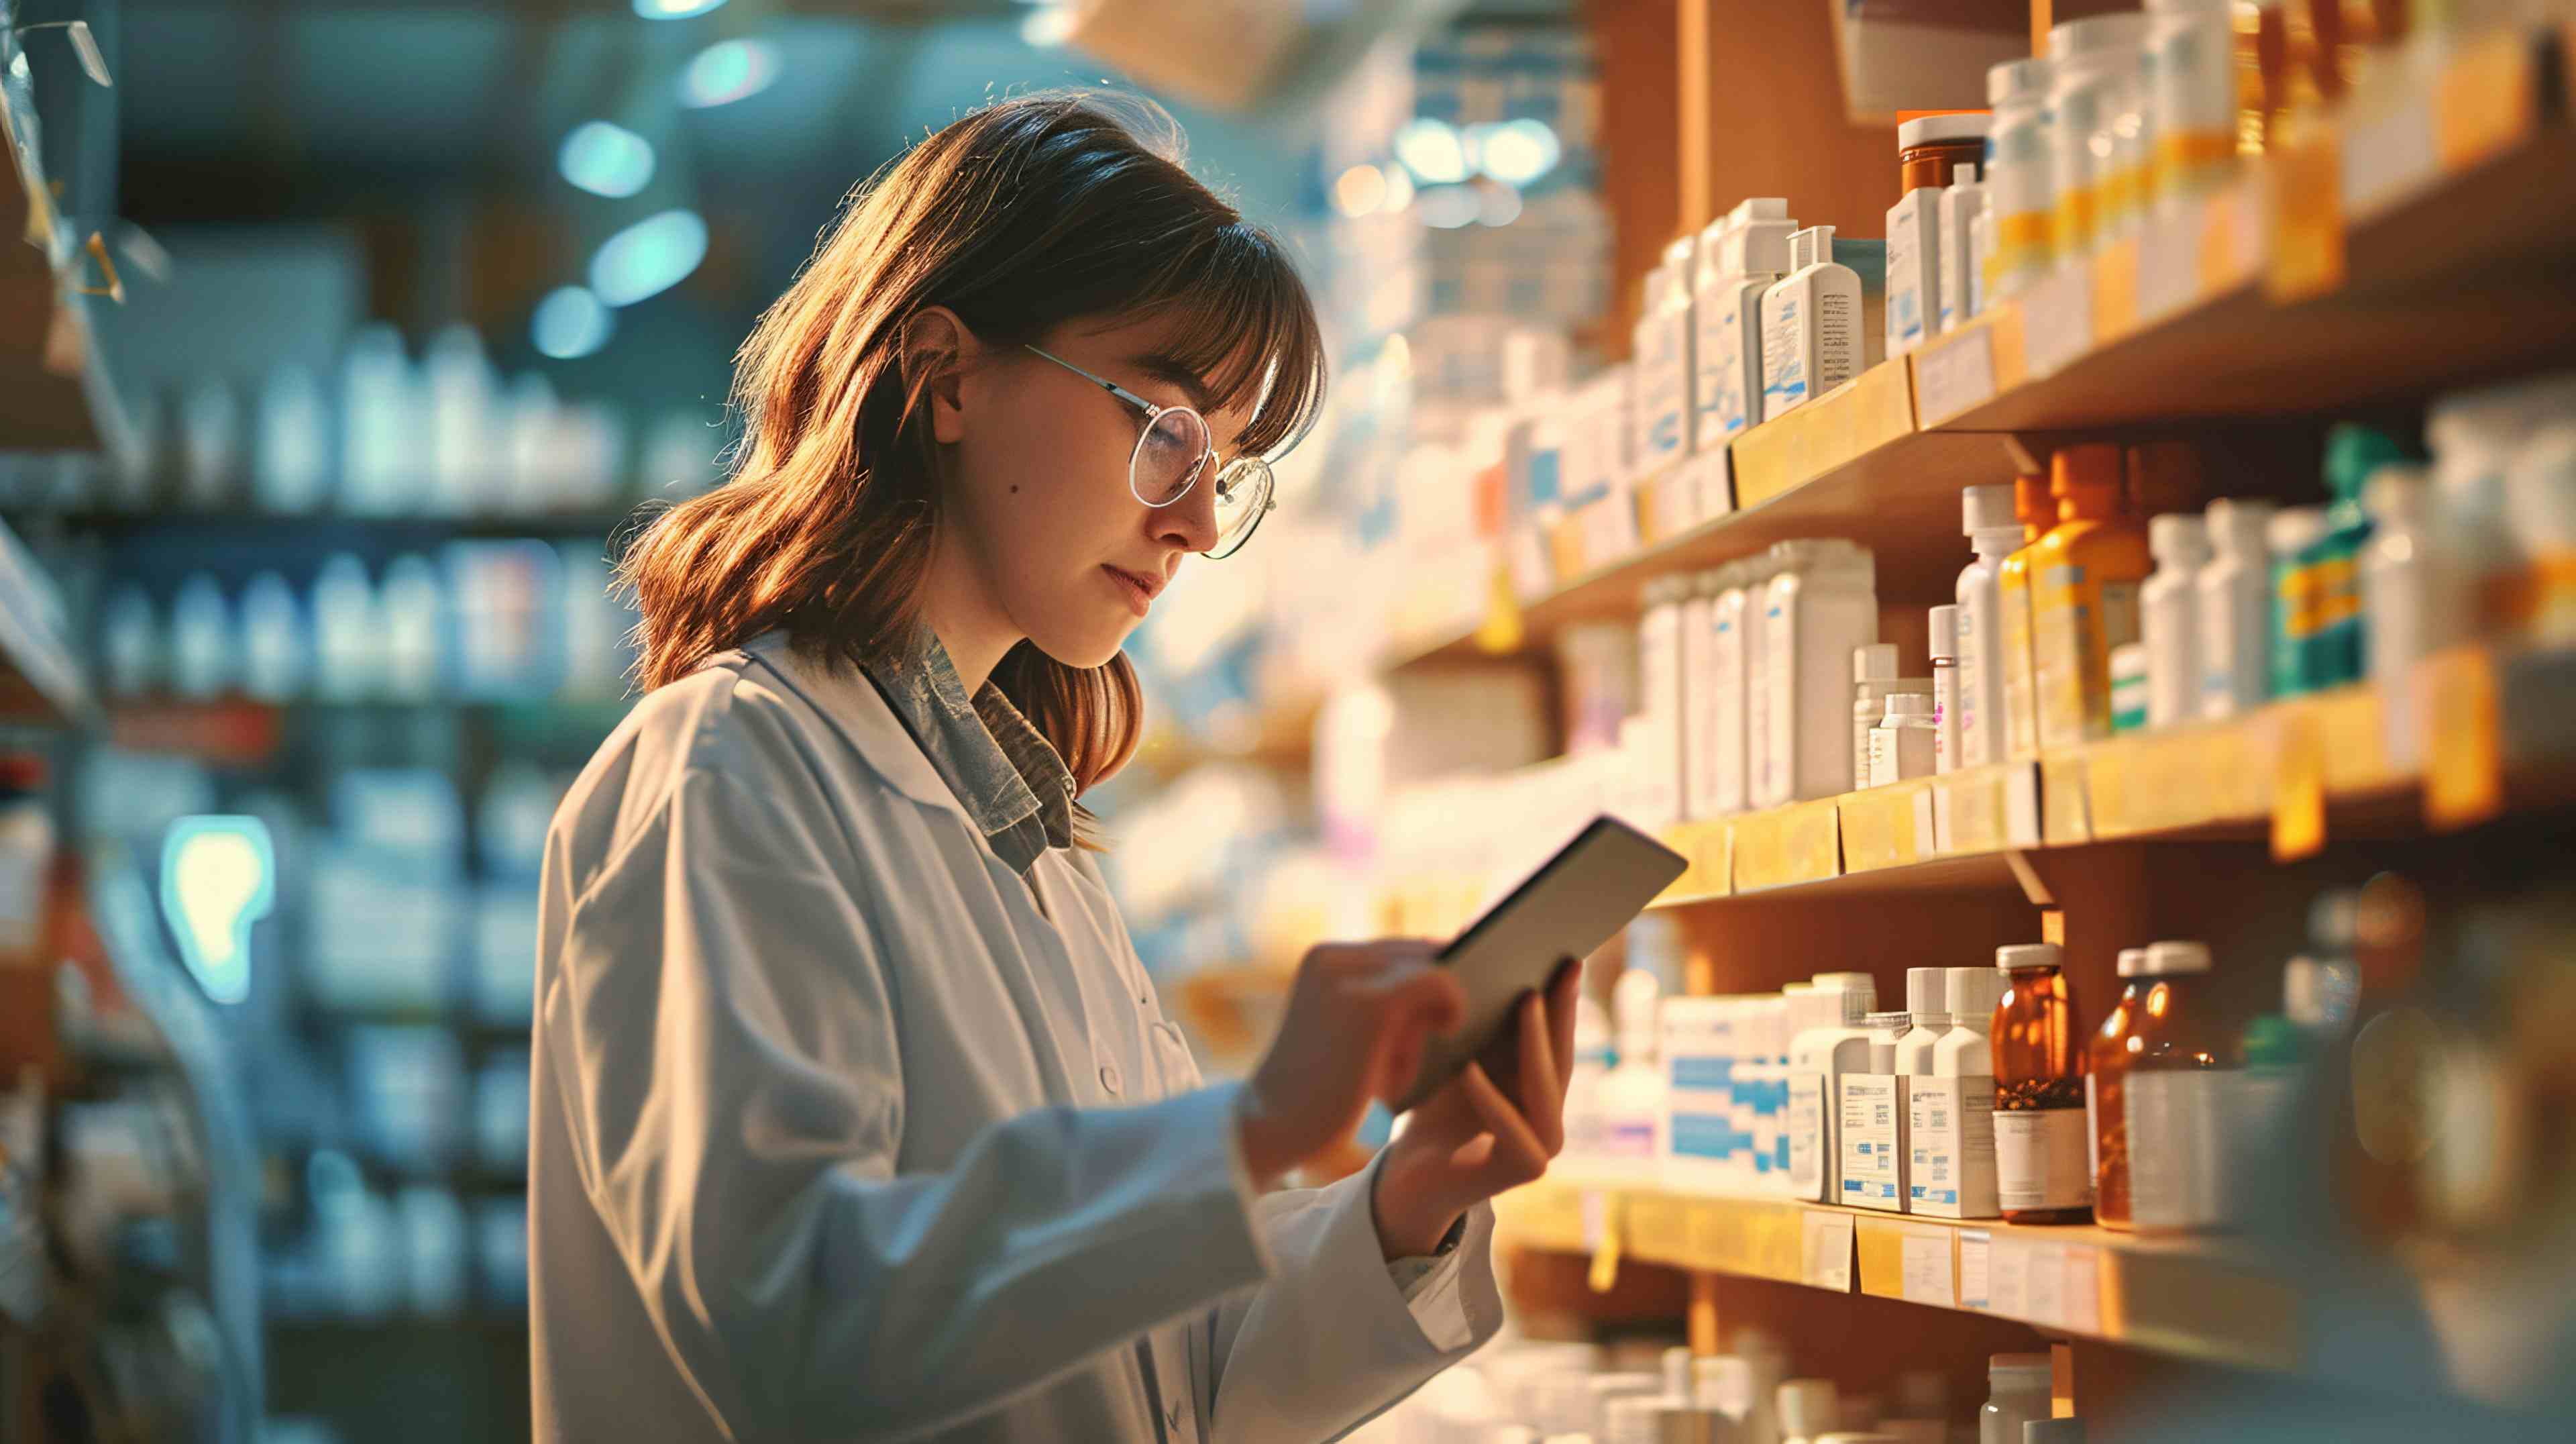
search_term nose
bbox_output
[1150,458,1222,555]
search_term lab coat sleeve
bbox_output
[543,766,1276,1442]
[1196,1150,1505,1443]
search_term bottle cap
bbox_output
[1776,1379,1839,1436]
[1730,196,1791,225]
[2204,496,2277,554]
[2025,1421,2088,1444]
[1884,692,1933,718]
[1963,482,2019,535]
[1907,967,1947,1017]
[2324,423,2411,503]
[1989,1351,2054,1382]
[1988,56,2053,105]
[2267,506,2328,556]
[1813,970,1876,996]
[2051,444,2122,499]
[1898,113,1992,149]
[2365,462,2432,523]
[2149,513,2210,565]
[1929,605,1960,660]
[1853,642,1900,684]
[1945,966,2006,1025]
[1729,215,1800,277]
[2116,947,2148,978]
[1693,1355,1754,1415]
[1996,942,2063,972]
[2013,472,2051,527]
[2050,11,2147,60]
[2143,939,2213,975]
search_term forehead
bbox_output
[1052,311,1265,452]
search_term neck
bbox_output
[916,538,1022,692]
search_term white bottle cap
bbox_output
[1989,1351,2054,1383]
[1988,56,2053,104]
[2267,506,2328,558]
[2203,496,2277,555]
[2143,939,2213,975]
[2050,11,2147,60]
[1952,162,1982,186]
[1812,970,1878,1006]
[1906,966,1947,1017]
[1693,1355,1754,1416]
[1730,196,1791,225]
[1853,642,1900,684]
[2116,947,2149,978]
[1884,692,1933,719]
[2149,513,2210,565]
[1945,966,2006,1026]
[1898,113,1992,149]
[1729,215,1801,277]
[1776,1379,1839,1437]
[1929,605,1960,661]
[1962,482,2019,535]
[1996,942,2063,972]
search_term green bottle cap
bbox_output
[2322,423,2410,503]
[2242,1013,2308,1070]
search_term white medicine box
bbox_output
[1905,1074,2000,1219]
[1838,1072,1909,1211]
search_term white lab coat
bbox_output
[528,632,1503,1443]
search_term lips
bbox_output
[1103,564,1158,617]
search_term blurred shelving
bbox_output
[9,506,656,543]
[103,694,634,766]
[0,513,89,723]
[1383,23,2576,670]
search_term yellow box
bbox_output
[1732,799,1843,892]
[1936,764,2016,855]
[1839,780,1934,873]
[1657,819,1733,902]
[2040,753,2092,844]
[1729,360,1918,510]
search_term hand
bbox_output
[1371,958,1580,1259]
[1235,940,1467,1190]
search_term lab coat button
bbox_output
[1099,1062,1122,1095]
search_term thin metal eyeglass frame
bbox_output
[1022,343,1275,559]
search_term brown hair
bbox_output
[619,91,1326,807]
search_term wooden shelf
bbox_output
[1381,23,2576,676]
[1497,1176,2300,1373]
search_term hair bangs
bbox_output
[1133,223,1326,462]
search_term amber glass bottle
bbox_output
[1993,943,2092,1224]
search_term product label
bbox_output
[2084,1073,2102,1192]
[1957,585,1992,765]
[1711,602,1748,813]
[1633,313,1692,465]
[1697,282,1760,439]
[1759,603,1792,807]
[1814,289,1858,394]
[1868,725,1896,789]
[1762,293,1805,413]
[1787,1071,1831,1201]
[1934,668,1958,771]
[2000,577,2038,758]
[1602,1118,1656,1160]
[1907,1074,2000,1218]
[2127,1069,2232,1230]
[2033,562,2086,751]
[1994,1106,2093,1211]
[1839,1073,1908,1210]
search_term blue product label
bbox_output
[1672,1057,1735,1090]
[1843,1179,1864,1195]
[1673,1113,1734,1159]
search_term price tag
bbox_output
[2019,266,2095,379]
[1900,1230,1955,1307]
[2196,180,2255,293]
[2091,238,2141,344]
[1987,1236,2031,1319]
[1582,1190,1623,1292]
[1912,786,1939,858]
[2271,703,2327,862]
[1957,1230,1992,1309]
[1913,325,1998,427]
[2025,1241,2066,1327]
[1801,1208,1855,1292]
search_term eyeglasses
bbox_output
[1024,344,1276,560]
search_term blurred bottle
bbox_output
[311,554,387,702]
[380,554,450,701]
[178,380,243,511]
[239,570,309,702]
[2123,941,2237,1235]
[168,573,235,699]
[99,587,160,698]
[254,363,333,514]
[1994,942,2092,1224]
[425,323,496,517]
[0,756,60,1084]
[341,324,419,517]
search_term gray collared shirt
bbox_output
[859,629,1075,876]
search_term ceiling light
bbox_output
[590,210,708,307]
[533,287,615,359]
[680,38,780,109]
[559,121,656,199]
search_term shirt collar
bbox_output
[857,627,1075,874]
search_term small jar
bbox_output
[1897,112,1990,193]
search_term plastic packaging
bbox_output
[1633,235,1700,474]
[1914,966,2007,1217]
[2361,465,2441,765]
[1642,576,1690,823]
[1842,1010,1914,1209]
[1888,115,1988,357]
[1980,1354,2053,1444]
[2088,946,2153,1229]
[1869,693,1938,786]
[2146,0,2241,205]
[1998,472,2052,759]
[2108,642,2148,733]
[2046,14,2149,261]
[1694,199,1801,443]
[2265,506,2332,698]
[1955,483,2023,767]
[1897,968,1949,1076]
[1789,974,1876,1202]
[1706,560,1761,817]
[2033,444,2150,750]
[2141,513,2211,729]
[1983,58,2057,301]
[1760,225,1862,419]
[2125,939,2235,1234]
[2197,497,2277,719]
[1993,943,2092,1223]
[1851,642,1900,791]
[1929,604,1961,772]
[1758,541,1880,807]
[1600,967,1668,1176]
[1938,164,1989,336]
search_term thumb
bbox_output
[1373,963,1466,1035]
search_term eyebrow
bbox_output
[1125,351,1218,415]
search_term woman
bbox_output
[529,93,1580,1443]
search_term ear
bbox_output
[902,305,977,446]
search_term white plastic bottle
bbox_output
[2146,0,2240,209]
[2196,497,2276,719]
[2363,465,2443,765]
[2045,14,2147,264]
[1851,642,1899,790]
[1759,540,1880,807]
[1707,560,1759,816]
[1886,115,1986,357]
[2141,513,2210,731]
[1777,1379,1840,1444]
[168,573,235,699]
[1760,225,1862,420]
[1980,1355,2053,1444]
[1869,693,1938,786]
[1632,235,1699,474]
[1641,576,1689,821]
[1693,199,1801,443]
[1599,966,1668,1179]
[1788,972,1877,1202]
[1937,163,1988,336]
[1680,570,1719,821]
[1564,990,1615,1159]
[1955,483,2023,767]
[1751,994,1790,1194]
[1897,968,1949,1076]
[1930,604,1961,773]
[1983,57,2056,302]
[1743,552,1778,811]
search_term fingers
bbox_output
[1548,958,1581,1098]
[1374,960,1467,1034]
[1515,991,1564,1155]
[1456,1062,1551,1186]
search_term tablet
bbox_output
[1391,815,1688,1114]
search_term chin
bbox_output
[1022,619,1134,672]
